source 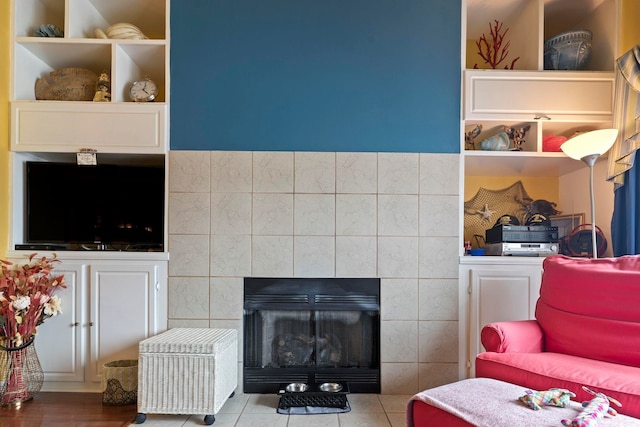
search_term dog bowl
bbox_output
[285,383,308,393]
[319,382,343,392]
[544,30,592,70]
[469,248,486,256]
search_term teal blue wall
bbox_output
[170,0,461,153]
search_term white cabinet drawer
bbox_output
[464,70,614,121]
[11,101,167,154]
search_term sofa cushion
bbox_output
[537,255,640,366]
[481,320,544,353]
[476,351,640,418]
[537,302,640,367]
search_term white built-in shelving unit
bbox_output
[8,0,170,392]
[10,0,169,154]
[459,0,620,380]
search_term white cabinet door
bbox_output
[11,102,168,154]
[459,260,543,378]
[34,262,86,383]
[88,261,167,384]
[464,70,614,121]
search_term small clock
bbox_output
[129,77,158,102]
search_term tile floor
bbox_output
[132,392,410,427]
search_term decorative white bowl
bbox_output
[544,30,592,70]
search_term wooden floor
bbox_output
[0,392,136,427]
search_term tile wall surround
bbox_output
[167,151,460,395]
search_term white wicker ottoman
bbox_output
[134,328,238,425]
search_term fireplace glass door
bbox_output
[247,309,377,370]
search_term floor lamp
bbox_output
[560,128,618,258]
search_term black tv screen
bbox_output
[25,161,165,251]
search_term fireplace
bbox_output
[243,278,380,394]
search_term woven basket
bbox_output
[102,360,138,405]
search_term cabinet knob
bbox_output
[89,322,94,327]
[72,322,79,327]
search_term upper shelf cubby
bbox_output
[14,0,167,39]
[464,0,619,71]
[14,0,65,38]
[12,0,168,102]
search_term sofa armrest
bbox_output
[481,320,544,353]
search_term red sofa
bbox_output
[476,254,640,418]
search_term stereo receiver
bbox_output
[485,242,559,257]
[486,225,558,244]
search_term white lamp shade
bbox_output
[560,128,619,160]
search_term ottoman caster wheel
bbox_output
[204,414,215,425]
[134,413,147,424]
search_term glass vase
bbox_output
[0,338,44,405]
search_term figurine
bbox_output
[93,72,111,102]
[504,125,531,151]
[465,124,482,150]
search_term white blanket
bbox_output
[407,378,640,427]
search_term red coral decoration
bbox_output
[474,20,520,69]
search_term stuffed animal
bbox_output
[519,388,576,410]
[561,386,622,427]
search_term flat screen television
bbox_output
[24,161,165,251]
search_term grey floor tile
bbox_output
[241,393,281,414]
[387,412,407,427]
[218,392,250,414]
[338,412,392,427]
[234,413,288,427]
[183,412,240,426]
[128,394,407,426]
[346,394,385,413]
[287,413,339,427]
[378,394,412,413]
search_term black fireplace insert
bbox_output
[243,278,380,394]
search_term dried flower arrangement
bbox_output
[474,20,520,69]
[0,254,65,348]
